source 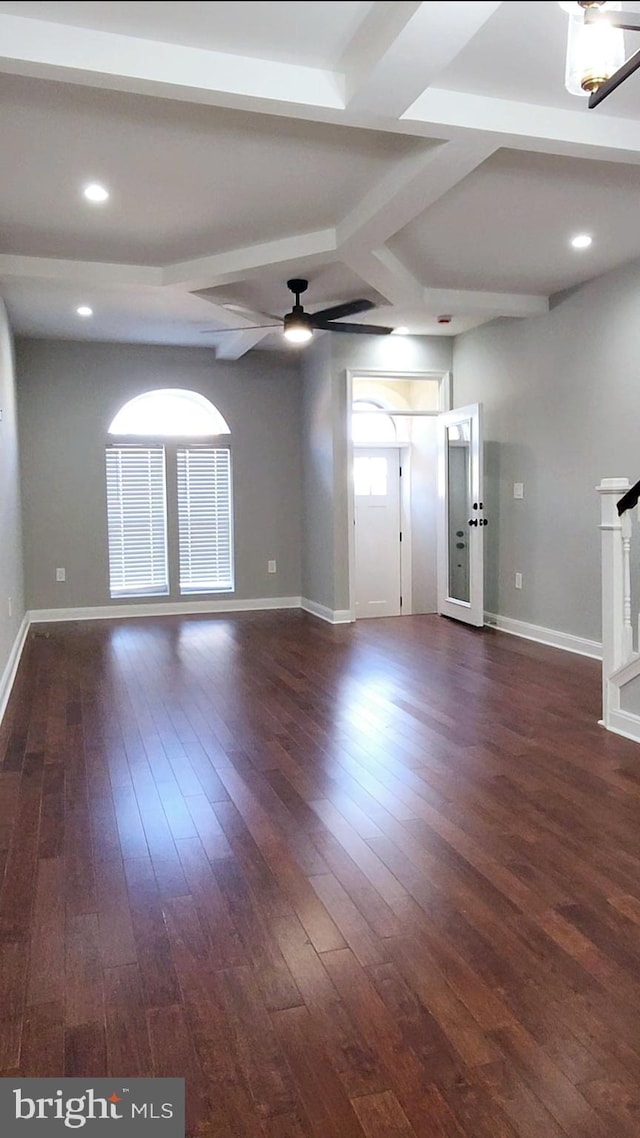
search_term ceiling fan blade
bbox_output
[199,324,279,333]
[312,320,393,336]
[309,298,374,324]
[220,301,282,322]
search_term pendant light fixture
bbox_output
[559,1,640,107]
[559,1,625,96]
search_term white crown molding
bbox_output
[485,611,601,659]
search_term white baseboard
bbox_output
[602,708,640,744]
[29,596,303,623]
[0,612,30,727]
[301,598,354,625]
[484,611,602,660]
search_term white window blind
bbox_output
[105,446,169,597]
[177,447,234,594]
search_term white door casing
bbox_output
[354,447,401,618]
[437,403,484,627]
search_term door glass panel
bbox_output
[354,456,388,497]
[437,402,483,627]
[369,457,387,497]
[447,423,471,602]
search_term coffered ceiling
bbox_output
[0,1,639,356]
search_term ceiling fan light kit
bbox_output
[559,0,640,107]
[282,279,315,344]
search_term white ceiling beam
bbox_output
[214,328,275,360]
[3,8,640,171]
[342,247,424,307]
[342,1,504,118]
[0,236,339,294]
[337,138,497,251]
[0,255,162,286]
[338,1,422,107]
[422,287,548,318]
[403,88,640,164]
[340,252,548,318]
[337,137,496,306]
[0,13,344,113]
[164,230,337,291]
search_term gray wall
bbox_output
[454,257,640,642]
[0,300,25,689]
[300,336,342,611]
[301,332,452,614]
[16,339,302,610]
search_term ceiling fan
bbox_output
[201,278,393,344]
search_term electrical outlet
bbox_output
[56,567,66,582]
[267,560,277,574]
[515,572,523,590]
[513,482,524,499]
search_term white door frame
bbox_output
[346,369,452,622]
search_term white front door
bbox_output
[354,447,401,618]
[437,403,485,627]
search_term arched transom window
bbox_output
[352,398,397,444]
[108,388,230,437]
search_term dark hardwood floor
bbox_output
[2,610,640,1137]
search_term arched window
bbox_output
[106,390,234,600]
[108,389,230,437]
[352,399,397,444]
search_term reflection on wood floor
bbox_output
[1,610,639,1137]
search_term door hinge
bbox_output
[399,531,402,542]
[399,465,402,477]
[400,595,403,607]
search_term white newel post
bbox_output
[597,477,631,727]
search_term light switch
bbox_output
[513,482,524,499]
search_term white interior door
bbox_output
[354,447,401,618]
[437,403,485,627]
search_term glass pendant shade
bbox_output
[564,3,625,96]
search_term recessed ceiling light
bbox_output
[76,305,93,317]
[83,182,109,203]
[391,326,410,336]
[571,233,592,249]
